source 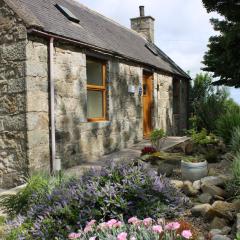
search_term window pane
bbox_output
[87,59,103,86]
[87,90,103,118]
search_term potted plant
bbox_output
[181,155,208,181]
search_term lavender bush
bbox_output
[7,161,189,239]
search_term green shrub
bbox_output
[0,173,61,217]
[188,128,218,145]
[226,153,240,199]
[230,126,240,153]
[217,112,240,144]
[150,129,166,150]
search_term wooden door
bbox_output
[143,73,153,138]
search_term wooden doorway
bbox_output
[143,72,153,138]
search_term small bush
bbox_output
[7,161,189,239]
[150,129,166,150]
[226,153,240,199]
[230,126,240,153]
[188,128,218,145]
[217,112,240,144]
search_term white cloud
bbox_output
[77,0,239,103]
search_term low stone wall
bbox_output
[0,0,28,188]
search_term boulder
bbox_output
[237,213,240,235]
[170,180,184,189]
[200,176,225,187]
[201,184,226,198]
[210,217,229,230]
[183,181,199,197]
[211,235,231,240]
[193,180,201,191]
[191,203,212,217]
[232,199,240,211]
[209,229,223,237]
[198,193,212,204]
[206,201,236,221]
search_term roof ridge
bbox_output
[67,0,147,41]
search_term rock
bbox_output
[170,180,183,189]
[184,141,194,155]
[198,193,212,204]
[191,203,212,217]
[182,181,199,197]
[211,235,231,240]
[193,180,201,191]
[209,229,223,237]
[201,184,226,198]
[237,213,240,235]
[214,195,225,201]
[210,217,229,230]
[208,201,236,221]
[232,199,240,211]
[221,227,232,235]
[201,176,225,187]
[157,163,174,177]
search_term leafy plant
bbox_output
[0,173,63,217]
[188,128,218,145]
[230,126,240,153]
[226,153,240,199]
[217,112,240,144]
[7,161,189,239]
[182,155,205,163]
[141,146,157,156]
[150,129,166,151]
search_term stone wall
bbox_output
[53,42,143,167]
[25,36,50,172]
[0,0,28,188]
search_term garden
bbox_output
[0,73,239,240]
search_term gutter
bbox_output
[27,28,190,80]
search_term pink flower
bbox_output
[106,219,118,228]
[143,217,153,227]
[89,237,96,240]
[117,232,128,240]
[68,232,81,239]
[128,217,139,224]
[98,222,108,229]
[152,225,163,233]
[130,237,136,240]
[84,225,92,233]
[165,222,180,231]
[181,230,192,239]
[87,220,96,226]
[113,221,122,228]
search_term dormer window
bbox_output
[55,4,80,23]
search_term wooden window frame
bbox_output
[87,58,107,122]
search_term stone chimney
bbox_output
[130,6,155,43]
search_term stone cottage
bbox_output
[0,0,190,188]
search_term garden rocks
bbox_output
[211,235,231,240]
[209,227,231,237]
[170,180,184,189]
[236,213,240,235]
[191,203,212,217]
[210,217,229,230]
[201,184,226,198]
[198,193,213,204]
[200,176,225,187]
[193,180,201,191]
[182,181,199,197]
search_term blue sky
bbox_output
[77,0,239,104]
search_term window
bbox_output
[87,58,107,121]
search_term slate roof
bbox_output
[5,0,190,79]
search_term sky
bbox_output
[77,0,239,104]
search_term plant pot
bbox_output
[181,160,208,181]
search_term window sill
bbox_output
[79,120,111,130]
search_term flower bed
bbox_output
[68,217,194,240]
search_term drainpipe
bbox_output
[49,37,61,172]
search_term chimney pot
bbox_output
[139,6,145,17]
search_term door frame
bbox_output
[142,71,153,138]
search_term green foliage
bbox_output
[188,128,218,145]
[230,127,240,153]
[190,73,229,132]
[182,155,205,163]
[202,0,240,87]
[226,153,240,199]
[0,173,61,217]
[150,129,166,150]
[217,112,240,144]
